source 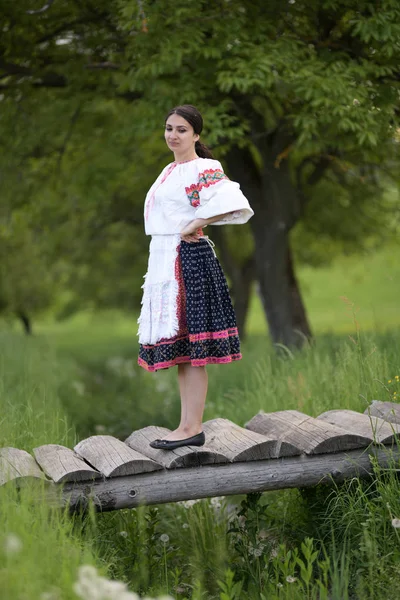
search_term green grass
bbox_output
[247,245,400,335]
[2,245,400,599]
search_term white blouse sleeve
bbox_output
[186,160,254,225]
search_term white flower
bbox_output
[182,523,189,529]
[210,496,224,509]
[4,533,23,555]
[73,565,140,600]
[160,534,169,544]
[237,515,246,528]
[392,518,400,528]
[178,499,200,508]
[286,575,297,583]
[119,531,128,538]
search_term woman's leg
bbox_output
[163,364,208,441]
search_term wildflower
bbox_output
[286,575,297,583]
[73,565,140,600]
[160,533,170,544]
[258,529,269,540]
[237,515,247,529]
[4,533,23,555]
[119,531,128,538]
[269,546,279,559]
[182,523,189,529]
[388,380,392,384]
[392,518,400,528]
[395,375,399,380]
[248,542,265,558]
[353,99,360,106]
[210,496,224,510]
[178,499,200,508]
[277,583,283,588]
[211,496,225,505]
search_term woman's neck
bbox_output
[173,150,199,164]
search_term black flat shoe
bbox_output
[149,431,205,450]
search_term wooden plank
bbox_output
[317,409,400,445]
[246,410,371,455]
[0,447,46,486]
[203,418,299,461]
[125,426,228,469]
[57,446,400,511]
[74,435,163,477]
[33,444,101,483]
[364,401,400,425]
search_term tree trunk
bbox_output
[225,142,312,348]
[287,248,312,341]
[17,311,32,335]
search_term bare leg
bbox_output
[163,364,208,441]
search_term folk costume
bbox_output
[137,157,254,372]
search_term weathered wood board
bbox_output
[33,444,101,483]
[125,425,229,469]
[365,400,400,425]
[0,447,46,486]
[246,410,371,454]
[317,409,400,445]
[2,402,400,512]
[74,435,162,477]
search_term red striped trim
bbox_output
[188,327,239,343]
[138,353,242,372]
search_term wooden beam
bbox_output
[55,446,400,513]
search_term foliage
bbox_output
[1,0,400,329]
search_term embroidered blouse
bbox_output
[144,157,254,235]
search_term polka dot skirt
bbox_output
[138,238,242,371]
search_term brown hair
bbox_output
[165,104,214,159]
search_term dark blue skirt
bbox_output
[138,238,241,371]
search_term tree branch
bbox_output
[27,0,56,15]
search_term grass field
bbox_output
[1,245,400,599]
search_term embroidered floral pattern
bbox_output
[198,168,229,188]
[185,168,229,207]
[185,184,201,207]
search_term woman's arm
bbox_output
[180,213,233,242]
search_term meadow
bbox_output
[1,245,400,600]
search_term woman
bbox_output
[137,105,254,450]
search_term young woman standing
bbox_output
[137,105,254,450]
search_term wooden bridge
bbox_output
[1,401,400,512]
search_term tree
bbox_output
[1,0,399,344]
[117,0,400,346]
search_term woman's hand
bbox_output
[180,219,205,243]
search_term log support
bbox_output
[54,445,400,513]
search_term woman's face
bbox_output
[165,114,199,155]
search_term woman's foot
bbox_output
[162,426,203,441]
[150,431,205,450]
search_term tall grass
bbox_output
[0,333,99,600]
[1,311,400,597]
